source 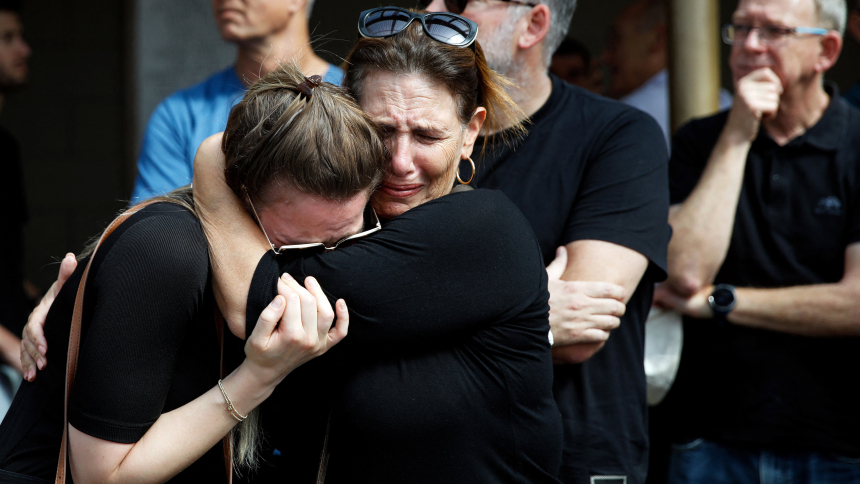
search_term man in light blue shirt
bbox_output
[603,0,731,148]
[132,0,343,202]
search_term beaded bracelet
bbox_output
[218,379,248,422]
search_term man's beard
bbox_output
[478,11,525,79]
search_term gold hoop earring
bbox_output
[457,156,476,185]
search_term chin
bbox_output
[217,25,246,43]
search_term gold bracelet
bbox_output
[218,379,248,422]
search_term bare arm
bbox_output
[192,134,269,339]
[69,275,349,484]
[655,243,860,336]
[666,68,782,296]
[551,239,649,364]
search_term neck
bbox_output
[763,76,830,146]
[503,56,553,122]
[232,14,329,86]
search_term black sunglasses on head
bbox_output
[358,7,479,49]
[417,0,539,15]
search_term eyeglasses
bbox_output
[246,193,382,255]
[358,7,479,49]
[417,0,539,15]
[721,23,829,45]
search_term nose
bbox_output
[387,135,415,177]
[423,0,448,12]
[20,38,31,59]
[741,27,766,51]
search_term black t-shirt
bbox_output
[667,87,860,455]
[471,75,670,484]
[244,189,563,484]
[0,203,226,483]
[0,125,30,338]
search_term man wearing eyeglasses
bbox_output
[422,1,672,484]
[654,0,860,482]
[130,0,343,203]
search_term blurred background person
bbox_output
[550,38,603,92]
[656,0,860,482]
[845,0,860,106]
[131,0,344,203]
[0,0,31,419]
[602,0,732,146]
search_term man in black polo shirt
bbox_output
[656,0,860,481]
[423,1,671,483]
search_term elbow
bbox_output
[666,271,709,298]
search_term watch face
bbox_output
[711,288,735,310]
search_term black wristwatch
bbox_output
[708,284,737,322]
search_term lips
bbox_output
[379,183,423,199]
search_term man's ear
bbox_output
[814,31,842,73]
[517,4,552,51]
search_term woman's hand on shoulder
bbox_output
[20,252,78,381]
[244,273,349,387]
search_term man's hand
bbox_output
[653,283,713,319]
[546,246,626,363]
[21,253,77,382]
[726,67,782,142]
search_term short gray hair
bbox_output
[306,0,316,16]
[814,0,846,34]
[542,0,578,67]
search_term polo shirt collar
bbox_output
[781,82,845,151]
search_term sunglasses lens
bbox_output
[425,14,473,45]
[364,8,414,37]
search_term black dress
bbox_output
[0,203,226,483]
[244,189,563,483]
